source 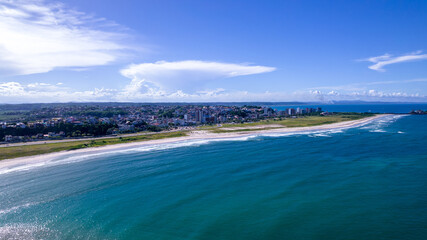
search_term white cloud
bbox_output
[0,81,116,102]
[0,0,130,75]
[1,81,425,103]
[362,51,427,72]
[310,78,427,92]
[0,59,278,102]
[306,89,425,102]
[119,60,276,96]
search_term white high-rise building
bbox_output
[195,110,203,122]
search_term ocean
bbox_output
[0,105,426,239]
[273,103,427,113]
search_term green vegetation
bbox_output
[207,113,375,133]
[0,122,119,140]
[0,131,187,160]
[0,111,28,121]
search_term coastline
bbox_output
[0,114,390,171]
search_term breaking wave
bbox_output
[360,114,406,133]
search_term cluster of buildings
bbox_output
[3,132,66,142]
[275,107,322,117]
[1,104,323,142]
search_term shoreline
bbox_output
[0,114,391,171]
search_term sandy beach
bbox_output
[0,114,390,171]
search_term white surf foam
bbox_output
[360,114,406,133]
[0,136,257,175]
[309,133,332,137]
[369,129,387,133]
[259,128,345,138]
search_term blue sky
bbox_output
[0,0,427,103]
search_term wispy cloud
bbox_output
[0,0,131,75]
[119,60,276,96]
[362,51,427,72]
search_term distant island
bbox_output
[410,109,427,115]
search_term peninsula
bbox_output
[0,112,385,161]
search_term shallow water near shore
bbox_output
[0,114,426,239]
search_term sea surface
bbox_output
[273,103,427,113]
[0,105,427,239]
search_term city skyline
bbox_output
[1,0,427,103]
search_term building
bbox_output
[5,135,13,142]
[264,107,269,115]
[287,108,296,115]
[195,110,203,122]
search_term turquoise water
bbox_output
[1,114,427,239]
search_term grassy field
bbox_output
[0,131,187,160]
[208,113,375,133]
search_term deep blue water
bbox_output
[0,113,427,239]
